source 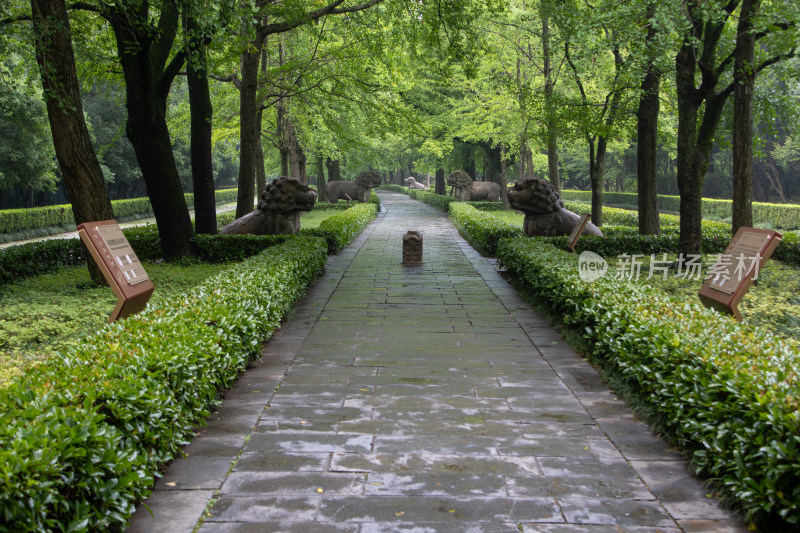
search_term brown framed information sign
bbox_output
[567,214,592,253]
[77,220,154,323]
[698,227,782,321]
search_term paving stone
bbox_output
[126,490,214,533]
[126,192,746,532]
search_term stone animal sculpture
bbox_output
[507,178,603,237]
[221,177,317,235]
[326,170,382,203]
[404,177,429,190]
[446,170,501,201]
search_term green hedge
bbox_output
[407,189,458,211]
[448,203,523,255]
[0,188,239,236]
[0,225,290,286]
[378,184,409,193]
[0,235,328,531]
[561,190,800,230]
[304,202,378,254]
[496,238,800,529]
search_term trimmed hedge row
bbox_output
[0,188,239,235]
[0,225,290,285]
[449,203,523,255]
[0,236,328,531]
[497,238,800,529]
[305,202,378,254]
[561,189,800,230]
[408,189,459,211]
[0,202,378,285]
[378,184,408,194]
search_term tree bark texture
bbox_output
[236,34,264,218]
[326,158,341,181]
[31,0,114,283]
[106,2,195,259]
[316,155,327,202]
[435,168,445,195]
[542,10,560,192]
[185,14,216,235]
[636,27,661,235]
[732,0,759,233]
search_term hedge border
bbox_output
[496,237,800,529]
[0,235,328,531]
[0,188,239,238]
[561,189,800,230]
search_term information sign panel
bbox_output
[77,220,154,323]
[698,227,782,321]
[567,214,592,253]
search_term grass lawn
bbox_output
[482,208,800,341]
[0,261,236,389]
[0,207,344,390]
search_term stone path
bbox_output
[126,191,747,532]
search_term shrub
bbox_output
[560,190,800,230]
[0,225,292,285]
[408,189,458,211]
[304,202,378,254]
[448,203,523,255]
[0,188,239,238]
[0,236,328,531]
[497,238,800,529]
[378,184,408,194]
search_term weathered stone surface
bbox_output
[221,177,316,235]
[446,169,501,201]
[327,170,382,203]
[507,177,603,237]
[402,230,423,264]
[126,191,745,533]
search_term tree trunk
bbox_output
[31,0,114,283]
[236,30,264,218]
[435,168,445,195]
[106,2,195,260]
[500,144,509,209]
[185,16,216,235]
[484,144,502,184]
[637,49,661,235]
[326,158,341,181]
[316,155,327,202]
[588,138,603,226]
[732,0,759,233]
[542,8,561,192]
[256,108,267,196]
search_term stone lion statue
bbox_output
[221,177,317,235]
[507,178,603,237]
[404,177,428,190]
[326,170,382,203]
[447,170,501,201]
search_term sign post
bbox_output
[77,220,154,323]
[698,227,782,321]
[567,214,592,253]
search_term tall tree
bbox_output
[30,0,114,283]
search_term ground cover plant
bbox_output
[496,238,800,530]
[0,261,235,389]
[0,236,328,530]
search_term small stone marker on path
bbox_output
[77,220,154,323]
[698,226,782,321]
[402,230,423,264]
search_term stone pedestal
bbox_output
[402,231,423,264]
